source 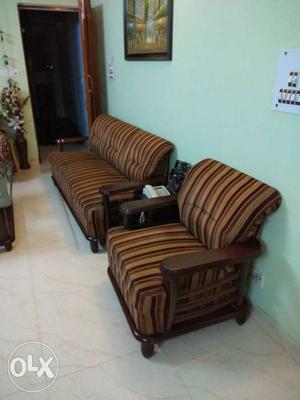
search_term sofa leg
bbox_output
[236,298,251,326]
[141,342,155,359]
[5,243,12,252]
[90,239,99,253]
[99,238,106,248]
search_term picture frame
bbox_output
[123,0,173,61]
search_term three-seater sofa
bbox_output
[50,114,173,252]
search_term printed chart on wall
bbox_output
[273,48,300,115]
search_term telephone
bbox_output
[143,185,171,198]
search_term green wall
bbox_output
[92,0,300,344]
[0,0,77,161]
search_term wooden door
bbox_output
[78,0,99,130]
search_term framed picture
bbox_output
[123,0,173,61]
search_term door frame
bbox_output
[18,4,79,13]
[17,3,90,161]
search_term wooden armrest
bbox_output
[100,182,144,197]
[56,136,88,144]
[161,238,261,278]
[56,136,88,151]
[101,182,144,233]
[121,196,178,216]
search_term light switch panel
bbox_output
[0,69,19,78]
[108,57,115,81]
[273,48,300,115]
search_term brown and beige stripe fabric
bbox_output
[90,115,173,181]
[51,151,131,238]
[116,129,173,181]
[90,114,139,167]
[178,159,281,249]
[107,223,206,335]
[51,114,173,240]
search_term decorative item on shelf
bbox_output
[123,0,173,61]
[0,28,30,169]
[0,161,15,252]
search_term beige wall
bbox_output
[0,0,77,161]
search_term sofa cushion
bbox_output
[107,223,206,335]
[90,114,173,181]
[178,159,281,249]
[116,129,173,181]
[51,151,131,238]
[90,115,139,167]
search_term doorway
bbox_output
[19,7,90,148]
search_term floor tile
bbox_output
[101,351,189,399]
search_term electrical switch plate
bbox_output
[0,69,19,78]
[251,271,264,287]
[273,48,300,115]
[108,57,115,81]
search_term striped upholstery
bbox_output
[51,151,131,238]
[90,115,138,167]
[51,114,173,240]
[107,223,206,335]
[108,159,281,335]
[178,159,281,249]
[91,115,173,181]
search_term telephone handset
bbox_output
[143,185,171,198]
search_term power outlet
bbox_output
[252,271,264,287]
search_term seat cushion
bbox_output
[178,159,281,249]
[107,223,206,335]
[51,151,131,238]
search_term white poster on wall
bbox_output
[272,48,300,115]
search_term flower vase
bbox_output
[15,129,30,169]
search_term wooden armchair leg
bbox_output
[141,342,155,359]
[236,298,251,325]
[89,239,99,253]
[99,238,106,248]
[5,243,12,252]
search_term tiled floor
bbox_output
[0,154,300,399]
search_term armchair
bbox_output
[106,159,281,358]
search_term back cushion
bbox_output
[90,114,173,181]
[90,115,138,166]
[116,129,173,181]
[178,159,281,249]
